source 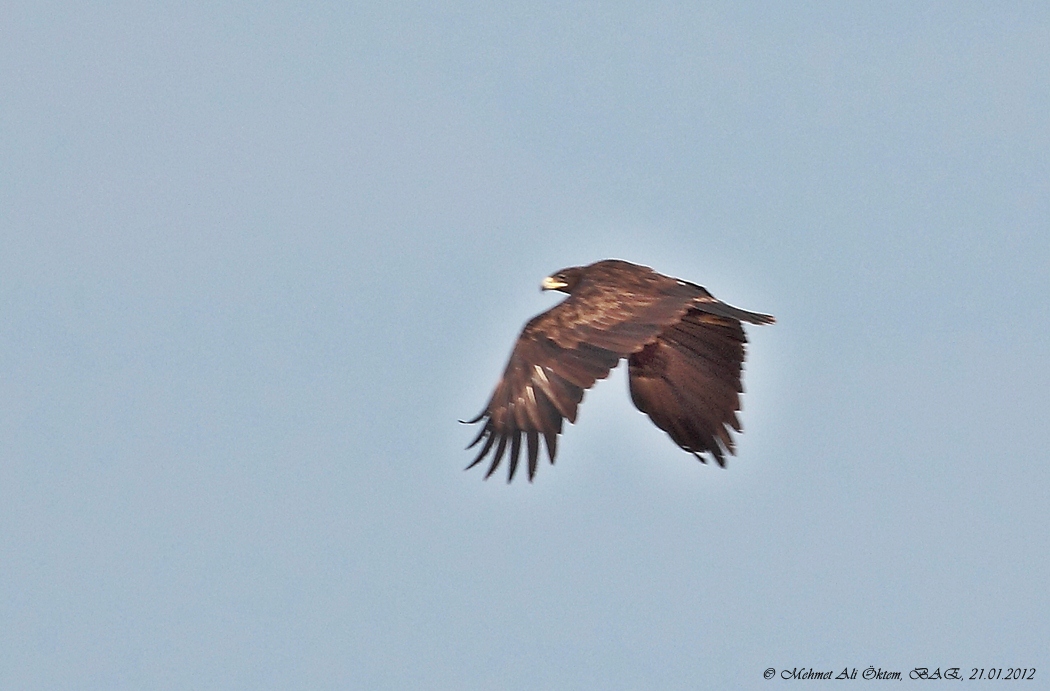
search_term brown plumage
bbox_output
[464,259,774,482]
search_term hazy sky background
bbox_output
[3,2,1048,689]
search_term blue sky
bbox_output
[3,2,1048,689]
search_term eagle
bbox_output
[464,259,774,482]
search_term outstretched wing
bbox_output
[465,264,698,482]
[627,308,751,467]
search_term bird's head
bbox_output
[541,266,584,294]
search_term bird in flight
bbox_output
[464,259,774,482]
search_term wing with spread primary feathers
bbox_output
[627,308,750,467]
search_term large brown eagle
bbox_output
[464,259,774,482]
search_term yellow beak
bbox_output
[541,276,567,291]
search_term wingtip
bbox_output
[459,409,487,424]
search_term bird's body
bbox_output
[465,260,774,482]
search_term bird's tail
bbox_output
[693,297,775,325]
